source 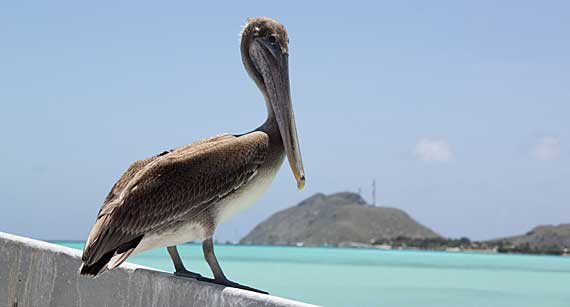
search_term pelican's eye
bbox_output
[267,35,277,44]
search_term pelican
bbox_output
[80,16,305,293]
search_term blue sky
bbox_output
[1,1,569,242]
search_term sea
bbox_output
[56,242,570,307]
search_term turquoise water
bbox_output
[57,242,570,307]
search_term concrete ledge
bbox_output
[0,232,320,307]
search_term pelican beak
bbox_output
[250,36,305,190]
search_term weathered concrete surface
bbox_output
[0,232,320,307]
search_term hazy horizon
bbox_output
[21,190,570,242]
[1,1,569,242]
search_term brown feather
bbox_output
[82,132,269,268]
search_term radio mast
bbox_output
[372,179,376,206]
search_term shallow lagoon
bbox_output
[57,242,570,307]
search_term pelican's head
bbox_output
[241,17,305,190]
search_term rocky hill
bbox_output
[240,192,441,246]
[490,224,570,249]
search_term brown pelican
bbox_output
[80,16,305,294]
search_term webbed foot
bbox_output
[204,277,268,294]
[174,269,203,279]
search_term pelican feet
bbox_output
[174,269,203,279]
[198,276,269,294]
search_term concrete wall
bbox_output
[0,232,320,307]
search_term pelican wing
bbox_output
[81,132,268,269]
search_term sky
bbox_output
[1,1,569,242]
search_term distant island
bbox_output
[240,192,570,256]
[489,224,570,255]
[240,192,441,246]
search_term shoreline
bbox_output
[50,240,570,257]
